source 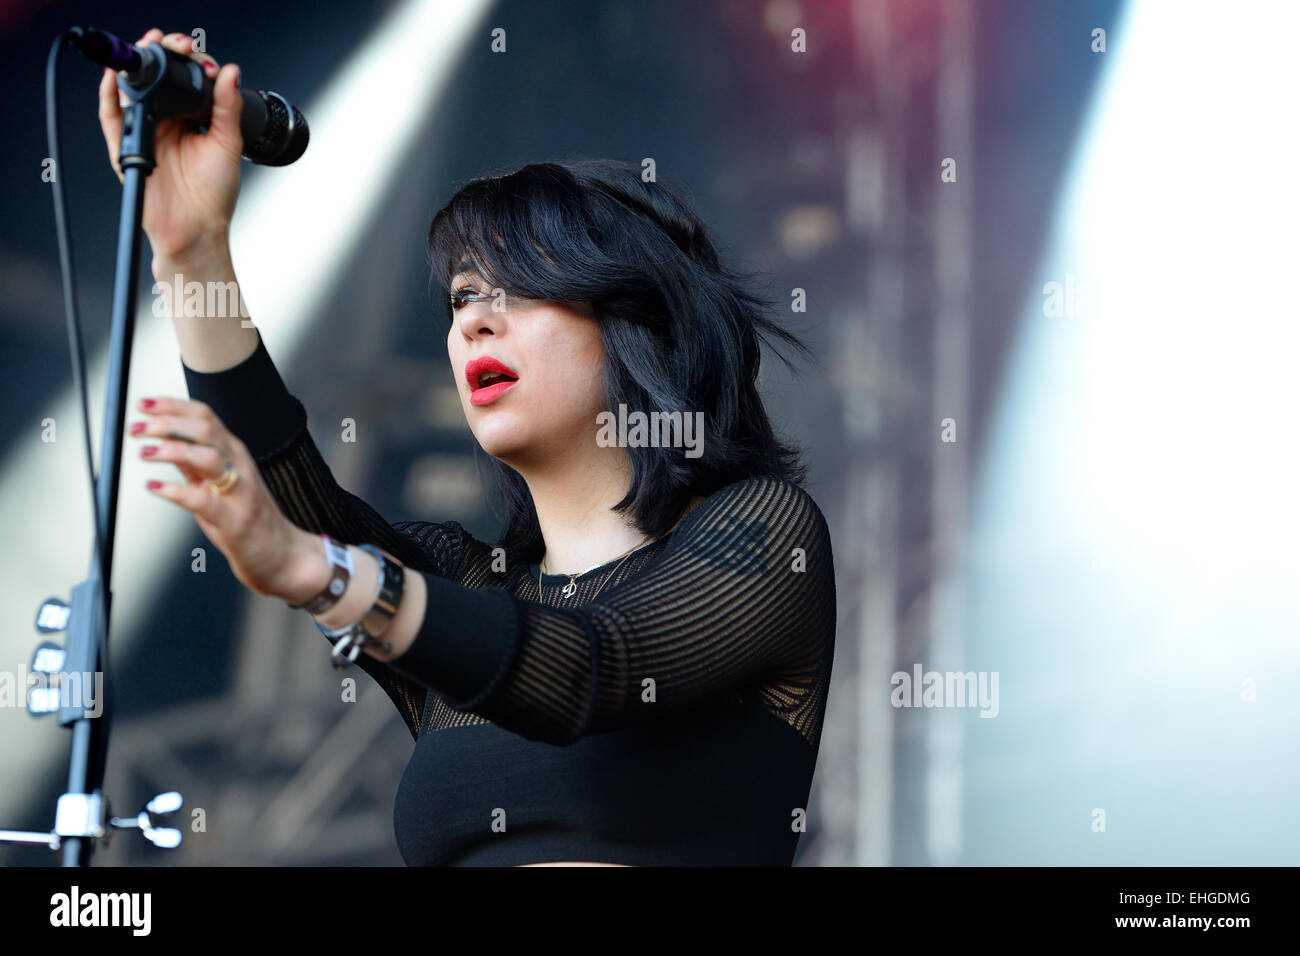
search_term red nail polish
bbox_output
[141,446,159,457]
[141,398,156,409]
[146,480,162,490]
[130,422,146,435]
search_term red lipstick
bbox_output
[465,356,519,406]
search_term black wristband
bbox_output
[359,544,405,627]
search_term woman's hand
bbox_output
[98,28,244,265]
[130,395,314,601]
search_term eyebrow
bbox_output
[450,262,487,291]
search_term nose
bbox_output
[455,294,504,342]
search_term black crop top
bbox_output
[181,332,837,866]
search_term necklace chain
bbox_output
[539,536,651,601]
[535,495,704,603]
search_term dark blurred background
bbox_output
[4,0,1297,867]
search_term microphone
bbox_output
[69,26,309,166]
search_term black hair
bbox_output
[426,157,812,564]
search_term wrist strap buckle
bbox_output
[312,543,405,670]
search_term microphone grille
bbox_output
[242,90,310,167]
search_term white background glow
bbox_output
[960,0,1300,863]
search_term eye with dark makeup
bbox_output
[448,287,488,312]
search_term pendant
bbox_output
[561,576,578,598]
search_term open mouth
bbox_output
[474,369,517,389]
[466,356,520,405]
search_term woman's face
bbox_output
[446,270,606,468]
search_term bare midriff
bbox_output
[517,861,633,867]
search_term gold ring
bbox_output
[205,460,239,495]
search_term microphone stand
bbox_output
[61,94,155,866]
[0,53,185,863]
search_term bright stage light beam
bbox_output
[0,0,494,831]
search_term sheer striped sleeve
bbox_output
[387,475,836,746]
[179,332,461,740]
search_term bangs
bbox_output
[427,164,606,305]
[423,157,810,557]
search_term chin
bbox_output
[469,416,532,461]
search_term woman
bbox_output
[101,29,836,866]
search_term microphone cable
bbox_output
[45,27,117,766]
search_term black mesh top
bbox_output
[181,332,837,865]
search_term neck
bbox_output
[518,445,649,576]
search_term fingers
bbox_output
[128,395,249,466]
[134,394,222,421]
[133,395,241,520]
[209,63,244,156]
[140,436,229,484]
[188,47,220,76]
[133,397,241,513]
[130,412,217,446]
[97,68,123,182]
[98,30,177,181]
[100,30,233,169]
[145,475,228,526]
[158,31,223,83]
[134,394,295,599]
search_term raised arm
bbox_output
[180,330,457,569]
[373,474,836,746]
[181,329,460,740]
[100,30,446,739]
